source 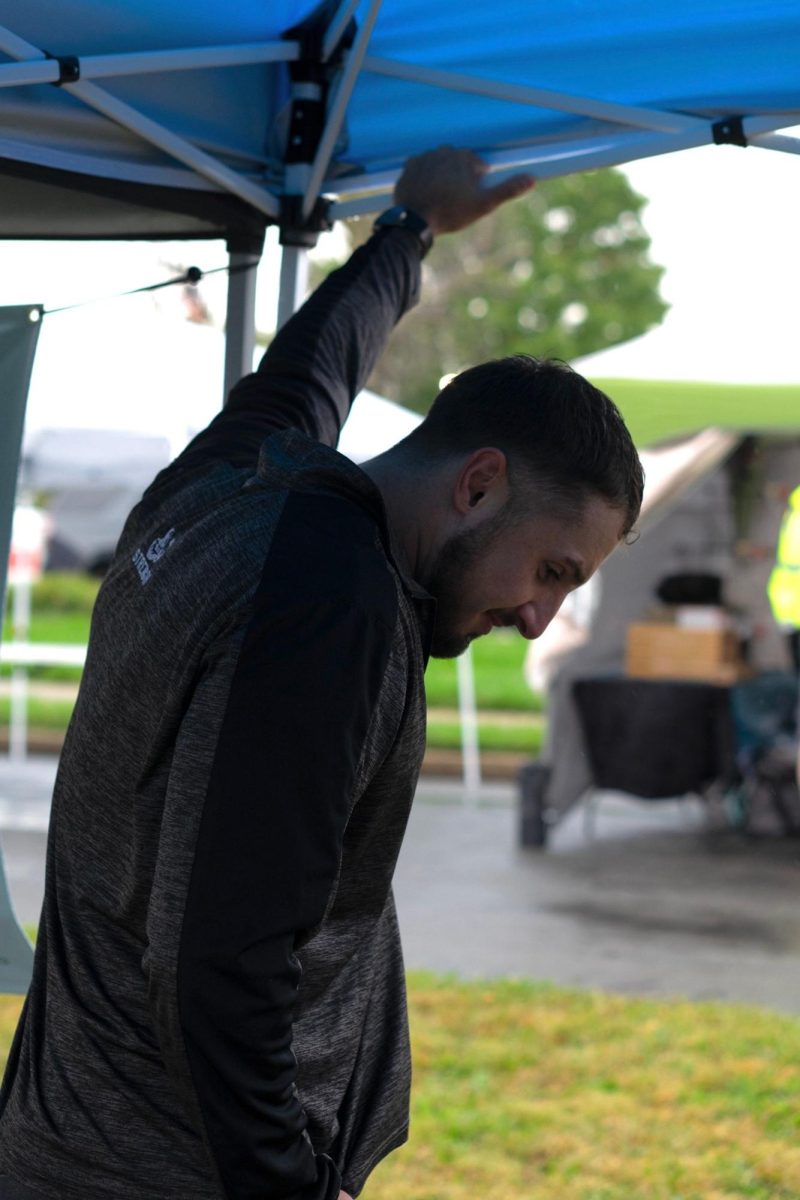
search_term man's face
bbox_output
[425,494,625,658]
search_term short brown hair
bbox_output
[402,355,644,536]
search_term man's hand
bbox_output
[393,144,534,236]
[337,1192,353,1200]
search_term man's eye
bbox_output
[545,564,562,582]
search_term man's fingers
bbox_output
[480,172,536,213]
[393,145,534,234]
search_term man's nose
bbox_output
[513,600,557,640]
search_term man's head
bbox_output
[389,355,644,657]
[406,355,642,534]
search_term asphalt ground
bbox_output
[1,756,799,1013]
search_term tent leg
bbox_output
[0,307,40,616]
[0,400,27,618]
[276,245,309,331]
[0,305,41,994]
[222,251,259,403]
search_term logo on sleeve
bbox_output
[132,527,176,585]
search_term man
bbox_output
[0,147,642,1200]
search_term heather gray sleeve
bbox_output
[164,229,423,475]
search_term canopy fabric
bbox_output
[1,1,798,244]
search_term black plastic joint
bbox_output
[712,116,747,147]
[45,52,80,85]
[225,227,266,258]
[285,96,326,164]
[279,195,333,248]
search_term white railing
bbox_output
[0,642,86,759]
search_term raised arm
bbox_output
[171,147,534,471]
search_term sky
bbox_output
[576,138,800,384]
[3,135,799,454]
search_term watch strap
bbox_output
[373,205,434,257]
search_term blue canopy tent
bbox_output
[0,0,799,985]
[2,0,799,361]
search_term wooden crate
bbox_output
[625,622,744,684]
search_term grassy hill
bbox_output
[590,377,800,447]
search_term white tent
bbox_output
[527,418,800,841]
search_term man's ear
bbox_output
[453,448,509,516]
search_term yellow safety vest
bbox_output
[768,485,800,627]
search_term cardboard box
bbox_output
[625,622,746,684]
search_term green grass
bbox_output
[427,718,543,755]
[364,973,800,1200]
[591,378,800,448]
[0,609,90,682]
[2,585,543,751]
[1,974,797,1199]
[2,698,542,753]
[2,573,96,682]
[21,572,100,614]
[0,662,83,682]
[0,696,75,730]
[425,630,542,712]
[1,611,91,645]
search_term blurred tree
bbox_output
[316,167,668,413]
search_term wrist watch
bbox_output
[373,205,434,258]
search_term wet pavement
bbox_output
[394,782,800,1013]
[1,757,799,1013]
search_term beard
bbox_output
[424,508,509,658]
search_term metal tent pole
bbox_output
[276,245,309,331]
[329,112,800,220]
[362,54,699,135]
[0,39,300,90]
[751,132,800,155]
[300,0,384,221]
[223,252,260,400]
[0,25,280,220]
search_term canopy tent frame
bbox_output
[2,2,799,338]
[1,9,799,221]
[328,116,800,220]
[0,25,281,218]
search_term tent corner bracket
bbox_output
[43,50,80,86]
[712,116,747,148]
[277,0,359,242]
[279,195,333,248]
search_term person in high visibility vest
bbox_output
[768,484,800,674]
